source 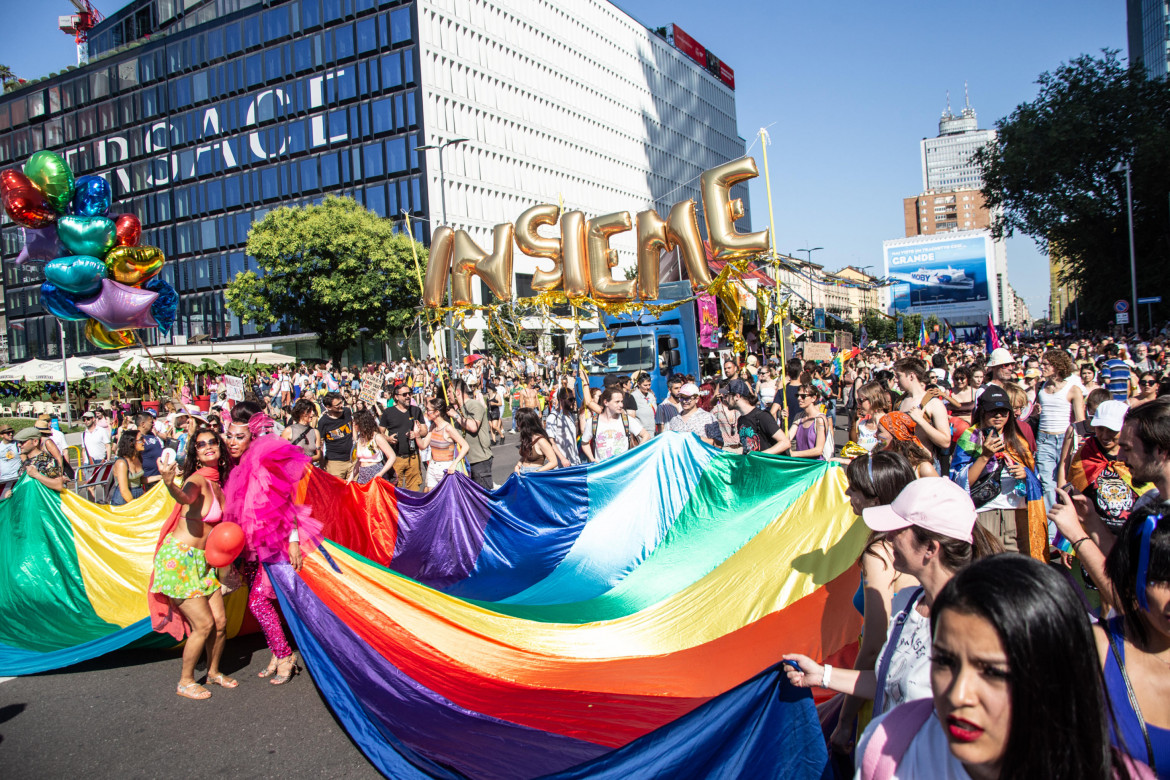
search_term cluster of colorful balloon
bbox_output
[0,151,178,349]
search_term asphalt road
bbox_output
[1,424,847,778]
[0,437,524,780]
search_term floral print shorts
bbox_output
[150,534,220,600]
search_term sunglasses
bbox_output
[679,395,698,402]
[0,430,13,435]
[1140,380,1158,386]
[195,439,220,450]
[797,393,816,399]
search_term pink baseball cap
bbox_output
[862,477,976,543]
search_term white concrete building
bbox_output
[414,0,749,344]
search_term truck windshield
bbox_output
[584,334,654,373]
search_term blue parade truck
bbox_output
[579,281,701,400]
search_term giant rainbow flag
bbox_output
[0,434,866,778]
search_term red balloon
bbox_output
[1,169,57,229]
[204,521,246,567]
[114,213,141,247]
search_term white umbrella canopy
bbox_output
[0,356,122,382]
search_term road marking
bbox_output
[0,677,14,684]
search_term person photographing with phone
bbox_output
[949,386,1047,560]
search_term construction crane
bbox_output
[58,1,104,66]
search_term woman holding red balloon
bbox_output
[147,429,240,701]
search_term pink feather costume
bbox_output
[223,415,323,658]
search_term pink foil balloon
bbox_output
[75,279,158,330]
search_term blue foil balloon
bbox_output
[144,276,178,337]
[44,255,106,296]
[70,175,112,217]
[40,282,89,321]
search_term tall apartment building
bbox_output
[903,189,991,235]
[0,0,747,361]
[895,90,1031,328]
[1128,0,1170,78]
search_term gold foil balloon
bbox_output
[586,211,636,301]
[450,224,514,306]
[668,200,712,290]
[105,245,164,286]
[516,204,563,291]
[700,158,770,261]
[634,209,666,301]
[84,319,135,350]
[423,226,454,308]
[559,211,590,298]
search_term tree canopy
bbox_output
[225,196,426,363]
[975,51,1170,329]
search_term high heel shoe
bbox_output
[269,652,301,685]
[257,657,279,678]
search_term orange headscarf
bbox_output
[879,411,926,452]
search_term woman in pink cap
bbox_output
[784,478,1001,719]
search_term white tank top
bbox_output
[1038,381,1074,433]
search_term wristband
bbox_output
[821,663,833,688]
[289,528,299,543]
[1071,537,1091,553]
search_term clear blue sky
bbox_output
[1,0,1127,320]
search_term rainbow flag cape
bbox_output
[1,434,865,778]
[950,428,1047,560]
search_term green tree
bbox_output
[225,196,425,364]
[861,310,896,344]
[0,64,18,93]
[975,51,1170,330]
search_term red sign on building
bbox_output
[671,24,707,66]
[718,61,735,89]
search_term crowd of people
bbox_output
[9,330,1170,777]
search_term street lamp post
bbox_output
[796,247,822,339]
[415,137,469,370]
[1113,160,1139,336]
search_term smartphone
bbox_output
[1058,483,1080,503]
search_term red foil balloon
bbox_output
[1,169,57,229]
[114,214,141,247]
[205,522,246,567]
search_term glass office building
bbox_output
[0,0,429,361]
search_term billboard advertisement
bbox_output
[883,231,997,325]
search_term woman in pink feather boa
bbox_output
[223,401,323,685]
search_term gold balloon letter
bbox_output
[516,204,562,291]
[634,209,666,301]
[586,211,636,301]
[670,199,712,291]
[635,200,712,297]
[450,223,515,306]
[559,211,590,298]
[422,226,454,308]
[700,158,770,261]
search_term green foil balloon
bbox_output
[104,244,164,286]
[44,255,106,296]
[23,151,75,213]
[57,215,116,259]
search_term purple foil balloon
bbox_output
[76,279,158,331]
[13,225,64,265]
